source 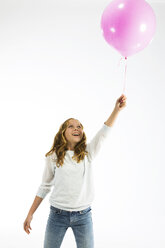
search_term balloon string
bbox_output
[117,56,128,94]
[123,57,127,94]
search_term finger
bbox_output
[120,97,127,103]
[25,224,30,231]
[25,227,30,234]
[23,223,27,231]
[120,102,126,107]
[119,98,124,103]
[119,95,126,101]
[120,94,126,98]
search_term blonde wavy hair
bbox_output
[45,118,88,167]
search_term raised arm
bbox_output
[86,94,127,162]
[104,94,127,127]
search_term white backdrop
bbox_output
[0,0,165,247]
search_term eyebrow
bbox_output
[68,124,81,126]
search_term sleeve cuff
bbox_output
[103,123,112,136]
[36,190,48,199]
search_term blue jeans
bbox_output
[44,205,94,248]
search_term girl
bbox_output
[23,94,127,248]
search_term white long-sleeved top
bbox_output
[36,123,112,211]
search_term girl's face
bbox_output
[64,119,83,150]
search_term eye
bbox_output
[68,125,81,128]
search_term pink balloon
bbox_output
[101,0,156,57]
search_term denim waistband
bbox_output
[50,205,91,214]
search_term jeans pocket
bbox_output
[50,206,62,215]
[79,207,92,215]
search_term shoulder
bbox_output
[49,151,57,163]
[45,152,57,173]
